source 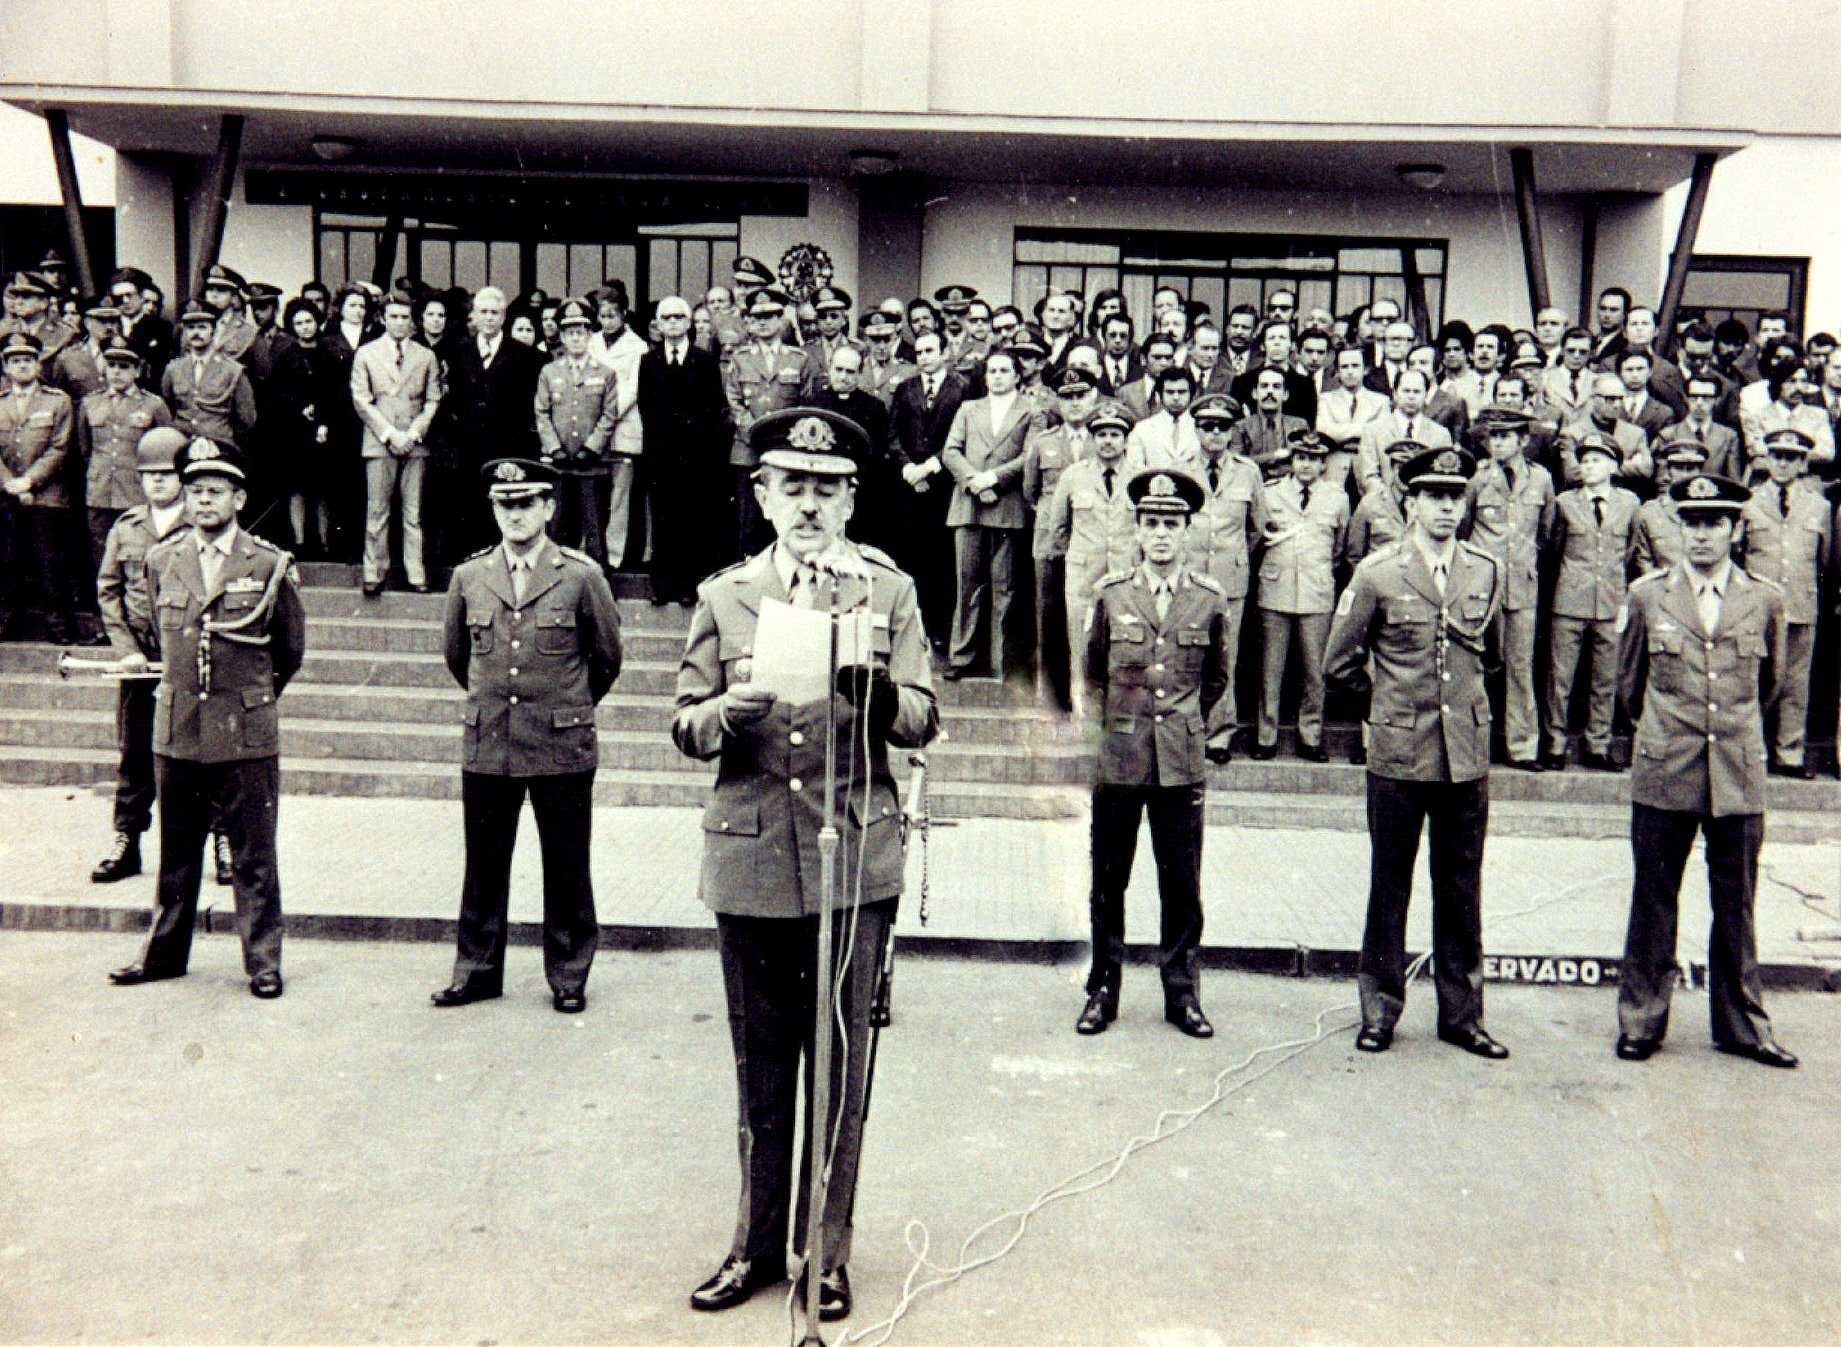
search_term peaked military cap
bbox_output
[1670,473,1748,516]
[1128,469,1205,516]
[554,298,594,328]
[751,408,869,477]
[1087,400,1133,435]
[82,300,123,322]
[1190,393,1242,426]
[1051,366,1095,397]
[1663,441,1708,466]
[177,298,217,325]
[933,284,978,313]
[732,256,775,288]
[1286,427,1330,456]
[1763,427,1814,455]
[5,271,52,297]
[200,263,247,293]
[1574,432,1621,463]
[178,437,247,485]
[1475,406,1533,433]
[244,282,285,302]
[861,312,898,338]
[1399,445,1476,492]
[812,285,851,313]
[99,334,142,366]
[1005,326,1047,358]
[742,289,789,318]
[482,457,558,500]
[0,330,42,360]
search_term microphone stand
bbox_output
[798,570,844,1345]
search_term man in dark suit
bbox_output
[888,329,967,642]
[809,342,896,555]
[1230,322,1317,427]
[109,267,173,390]
[639,295,732,604]
[1096,313,1144,397]
[444,286,546,558]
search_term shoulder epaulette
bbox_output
[1458,540,1499,567]
[458,545,495,565]
[556,545,597,567]
[1096,570,1134,589]
[856,543,900,571]
[1189,572,1224,594]
[1629,568,1666,587]
[1739,568,1784,593]
[114,504,149,525]
[1358,541,1403,569]
[702,557,749,586]
[147,531,188,557]
[245,533,284,555]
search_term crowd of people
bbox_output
[2,248,1838,769]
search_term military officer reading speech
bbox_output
[1077,469,1234,1040]
[432,458,622,1014]
[1612,472,1798,1068]
[109,438,305,999]
[674,407,939,1323]
[1324,445,1510,1059]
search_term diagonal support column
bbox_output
[1508,148,1552,320]
[1656,152,1717,359]
[191,114,245,299]
[44,110,97,299]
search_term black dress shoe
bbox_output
[1716,1040,1798,1069]
[1298,742,1330,763]
[430,983,502,1008]
[91,832,142,883]
[689,1254,785,1312]
[213,831,233,886]
[1165,997,1214,1038]
[1354,1025,1392,1053]
[1437,1025,1510,1059]
[1509,757,1545,773]
[1075,990,1118,1035]
[108,963,182,986]
[818,1265,851,1322]
[249,971,284,999]
[362,581,384,598]
[1541,752,1568,772]
[1248,741,1279,760]
[553,990,586,1014]
[1349,744,1367,766]
[1615,1035,1659,1061]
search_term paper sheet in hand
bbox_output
[749,596,875,705]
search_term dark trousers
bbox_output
[1034,555,1070,709]
[1358,773,1488,1034]
[949,525,1019,676]
[551,469,611,569]
[1618,803,1772,1048]
[452,769,599,996]
[735,467,769,561]
[88,507,125,570]
[139,755,283,979]
[649,467,729,603]
[1087,783,1205,999]
[716,899,893,1271]
[0,503,85,627]
[114,679,157,835]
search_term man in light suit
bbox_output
[1355,369,1452,497]
[675,408,938,1323]
[1126,366,1200,469]
[941,347,1034,679]
[352,292,443,594]
[1613,472,1796,1068]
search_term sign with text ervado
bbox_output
[1483,955,1620,986]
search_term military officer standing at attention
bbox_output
[1632,441,1706,575]
[1023,367,1099,709]
[1324,446,1510,1058]
[432,458,622,1014]
[1183,393,1265,757]
[1613,473,1797,1068]
[1737,428,1830,778]
[534,298,620,567]
[724,289,820,557]
[108,439,305,998]
[675,408,938,1322]
[1077,470,1235,1039]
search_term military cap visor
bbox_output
[1400,446,1476,492]
[554,298,594,328]
[1127,469,1205,516]
[1005,331,1048,357]
[1574,435,1621,463]
[1191,393,1242,424]
[1663,441,1708,464]
[179,438,247,484]
[1088,402,1132,435]
[812,287,852,312]
[5,273,52,297]
[482,457,558,499]
[177,301,216,325]
[1670,473,1748,515]
[244,282,285,301]
[933,284,978,311]
[732,257,774,286]
[743,290,789,317]
[1476,407,1533,432]
[1287,429,1330,456]
[1053,369,1095,397]
[1,332,44,360]
[99,336,142,366]
[1763,428,1815,455]
[750,408,869,477]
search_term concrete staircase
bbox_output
[2,573,1838,842]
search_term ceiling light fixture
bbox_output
[1396,163,1446,191]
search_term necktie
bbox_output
[394,340,404,370]
[1431,559,1448,597]
[1698,580,1721,635]
[791,566,819,609]
[481,338,494,366]
[1593,497,1604,528]
[1780,484,1792,517]
[199,542,224,596]
[509,557,526,606]
[1299,484,1312,516]
[1572,371,1583,402]
[1625,396,1639,419]
[1207,462,1220,493]
[1102,466,1116,497]
[1154,582,1171,624]
[925,377,938,407]
[1403,417,1416,442]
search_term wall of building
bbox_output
[917,181,1595,331]
[0,103,114,206]
[1658,136,1841,328]
[739,179,860,307]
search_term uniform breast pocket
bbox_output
[551,706,596,767]
[1461,594,1491,623]
[468,616,494,654]
[776,368,803,385]
[240,686,278,751]
[1110,620,1150,665]
[1176,623,1211,665]
[537,605,575,654]
[156,598,188,631]
[219,590,259,617]
[127,410,153,429]
[1382,596,1430,628]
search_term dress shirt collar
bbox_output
[195,524,238,560]
[1411,529,1456,575]
[150,501,186,539]
[1685,558,1733,597]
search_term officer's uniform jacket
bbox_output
[1325,537,1504,783]
[1347,483,1408,568]
[534,354,620,468]
[1184,453,1266,600]
[1463,457,1554,611]
[672,543,939,917]
[1618,564,1786,816]
[1083,567,1233,787]
[1739,480,1831,625]
[50,340,108,404]
[1041,454,1139,572]
[861,353,916,408]
[146,526,306,763]
[443,538,623,777]
[0,382,75,508]
[97,502,189,658]
[161,351,258,447]
[1631,498,1687,575]
[77,385,173,510]
[212,311,258,363]
[351,335,442,459]
[1024,421,1089,559]
[1549,485,1640,620]
[1256,475,1348,614]
[0,315,76,372]
[723,341,820,466]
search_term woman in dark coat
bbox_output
[268,298,351,557]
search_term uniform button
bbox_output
[511,612,520,622]
[743,646,752,657]
[1154,689,1165,698]
[198,692,208,701]
[1155,714,1164,723]
[789,731,805,746]
[1441,704,1450,714]
[1708,704,1718,713]
[790,778,803,792]
[509,695,520,705]
[1708,733,1717,742]
[719,821,729,831]
[1153,663,1164,672]
[1441,672,1451,682]
[508,667,518,677]
[511,639,520,650]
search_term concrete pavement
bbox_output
[1,931,1838,1346]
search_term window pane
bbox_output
[1012,266,1048,323]
[346,231,376,285]
[680,239,711,300]
[709,241,736,292]
[1049,264,1084,295]
[1120,273,1154,334]
[1336,275,1373,313]
[489,242,521,292]
[1340,248,1402,273]
[418,238,451,289]
[1190,276,1224,326]
[319,231,346,286]
[1083,266,1119,303]
[1371,276,1408,308]
[1416,247,1445,277]
[1298,279,1335,319]
[454,240,487,293]
[1684,269,1791,310]
[1227,277,1262,314]
[535,242,568,297]
[1423,278,1445,329]
[648,239,677,301]
[568,244,600,297]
